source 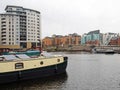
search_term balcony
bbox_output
[2,42,6,45]
[1,39,6,42]
[20,26,26,29]
[37,30,40,32]
[20,20,26,22]
[37,36,40,38]
[1,25,6,27]
[1,32,6,35]
[1,29,6,32]
[20,22,26,25]
[1,21,6,24]
[37,33,40,35]
[1,35,6,37]
[1,18,6,20]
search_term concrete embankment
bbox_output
[44,45,120,53]
[44,45,92,52]
[94,46,120,54]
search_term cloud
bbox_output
[1,0,120,38]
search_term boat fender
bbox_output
[54,65,58,73]
[18,71,22,79]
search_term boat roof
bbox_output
[16,54,30,59]
[2,55,19,60]
[0,54,31,61]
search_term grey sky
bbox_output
[0,0,120,38]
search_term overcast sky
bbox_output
[1,0,120,38]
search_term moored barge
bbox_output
[0,54,68,84]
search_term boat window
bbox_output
[15,63,24,69]
[57,59,60,62]
[40,61,43,65]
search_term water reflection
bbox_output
[0,72,68,90]
[1,52,120,90]
[64,51,91,54]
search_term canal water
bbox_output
[1,52,120,90]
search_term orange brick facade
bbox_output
[42,34,81,47]
[109,37,120,46]
[86,40,100,46]
[42,37,53,46]
[118,38,120,45]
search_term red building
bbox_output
[42,37,53,47]
[42,33,81,47]
[86,40,100,46]
[109,37,120,46]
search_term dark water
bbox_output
[1,52,120,90]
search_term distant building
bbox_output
[68,33,81,45]
[81,34,87,45]
[0,5,41,49]
[102,33,118,46]
[109,36,120,46]
[42,33,81,47]
[42,37,53,47]
[81,30,101,46]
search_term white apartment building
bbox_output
[0,5,40,49]
[102,33,118,46]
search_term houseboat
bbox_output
[0,54,68,84]
[92,48,115,54]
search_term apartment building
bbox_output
[42,37,53,47]
[102,33,118,46]
[42,33,81,48]
[108,36,120,46]
[81,30,101,46]
[0,5,40,49]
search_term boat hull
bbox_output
[0,58,67,84]
[95,51,115,54]
[92,48,115,54]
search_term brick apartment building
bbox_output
[86,40,100,46]
[42,33,81,48]
[109,37,120,46]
